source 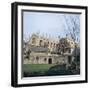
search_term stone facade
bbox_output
[28,33,58,52]
[24,53,71,65]
[23,33,76,65]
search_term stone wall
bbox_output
[23,54,72,65]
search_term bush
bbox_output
[46,64,73,76]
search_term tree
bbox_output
[63,15,80,70]
[58,38,71,54]
[23,40,31,61]
[63,15,80,43]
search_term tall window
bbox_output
[50,42,52,48]
[39,40,42,46]
[44,58,47,62]
[36,56,39,63]
[69,48,71,53]
[54,43,55,46]
[68,56,71,64]
[48,41,49,46]
[32,38,36,44]
[44,42,47,47]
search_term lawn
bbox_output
[22,64,79,77]
[23,64,55,77]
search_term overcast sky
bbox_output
[23,11,80,41]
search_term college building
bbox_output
[23,33,80,65]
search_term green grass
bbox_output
[23,64,55,73]
[23,64,79,77]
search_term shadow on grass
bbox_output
[23,64,80,77]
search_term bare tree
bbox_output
[63,15,80,70]
[63,15,80,44]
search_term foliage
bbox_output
[46,64,73,76]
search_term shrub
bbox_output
[46,64,73,76]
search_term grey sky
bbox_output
[23,11,80,41]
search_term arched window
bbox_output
[36,56,39,60]
[44,58,47,61]
[44,42,47,47]
[48,42,49,44]
[50,42,52,48]
[69,48,71,53]
[39,40,42,46]
[32,38,36,44]
[36,56,39,63]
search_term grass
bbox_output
[23,64,55,73]
[23,64,79,77]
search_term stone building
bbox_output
[28,33,58,52]
[57,37,76,54]
[23,33,78,65]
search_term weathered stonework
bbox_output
[23,33,76,65]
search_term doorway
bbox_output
[48,58,52,64]
[68,56,71,64]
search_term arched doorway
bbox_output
[48,58,52,64]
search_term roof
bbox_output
[31,46,49,52]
